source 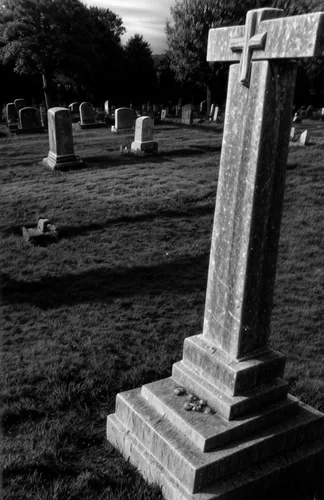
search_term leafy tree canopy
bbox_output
[0,0,125,107]
[165,0,324,106]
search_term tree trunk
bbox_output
[41,71,53,110]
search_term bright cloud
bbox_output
[83,0,175,53]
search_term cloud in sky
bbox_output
[83,0,175,53]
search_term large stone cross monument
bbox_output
[107,9,324,499]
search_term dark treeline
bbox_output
[0,0,323,112]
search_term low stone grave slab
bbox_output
[23,218,57,243]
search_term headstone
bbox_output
[14,98,26,112]
[111,107,134,133]
[306,105,313,117]
[131,116,158,154]
[321,107,324,121]
[39,104,48,130]
[209,102,215,120]
[42,107,84,170]
[299,129,310,145]
[293,111,302,123]
[213,105,219,121]
[68,102,79,122]
[79,102,106,129]
[107,8,324,499]
[161,109,167,120]
[18,107,44,133]
[6,102,18,130]
[181,104,193,125]
[200,100,207,114]
[104,100,109,114]
[290,126,296,141]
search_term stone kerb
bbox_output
[111,107,134,133]
[42,107,84,170]
[18,107,44,134]
[131,116,158,154]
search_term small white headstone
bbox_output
[104,100,109,114]
[161,109,167,120]
[299,130,310,146]
[111,107,134,133]
[213,106,219,122]
[131,116,158,153]
[290,127,296,141]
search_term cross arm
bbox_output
[207,12,324,63]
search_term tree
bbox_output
[124,34,157,104]
[165,0,324,112]
[0,0,125,109]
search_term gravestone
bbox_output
[131,116,158,154]
[104,100,109,114]
[79,102,106,129]
[290,126,296,141]
[39,104,48,130]
[209,102,215,120]
[6,102,18,130]
[321,107,324,121]
[68,101,80,122]
[111,107,134,133]
[14,98,26,112]
[213,105,219,121]
[18,107,44,133]
[299,129,310,145]
[161,109,167,120]
[42,107,84,170]
[200,100,207,114]
[181,104,193,125]
[293,111,302,123]
[107,8,324,499]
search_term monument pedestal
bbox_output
[42,152,84,170]
[107,8,324,498]
[107,335,324,499]
[131,140,158,153]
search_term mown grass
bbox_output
[1,119,323,500]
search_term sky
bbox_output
[83,0,175,54]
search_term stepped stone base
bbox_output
[42,152,84,170]
[107,377,324,499]
[131,140,158,153]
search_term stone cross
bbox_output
[204,8,324,360]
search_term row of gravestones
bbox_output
[42,107,158,169]
[5,99,46,133]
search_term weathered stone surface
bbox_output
[299,129,310,145]
[108,387,324,495]
[14,98,26,112]
[207,11,324,63]
[111,107,134,133]
[182,104,193,125]
[107,8,324,498]
[23,219,57,243]
[43,107,84,170]
[141,377,298,451]
[131,116,158,153]
[6,102,18,130]
[182,335,286,396]
[18,107,44,133]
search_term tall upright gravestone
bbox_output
[107,8,324,499]
[43,108,83,170]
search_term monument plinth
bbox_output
[107,8,324,499]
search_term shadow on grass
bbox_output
[2,253,209,309]
[2,204,215,240]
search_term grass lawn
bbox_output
[1,118,323,499]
